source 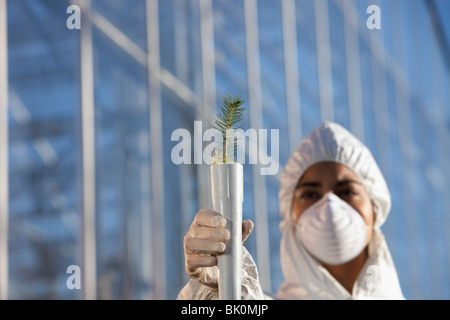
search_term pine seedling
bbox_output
[213,94,247,163]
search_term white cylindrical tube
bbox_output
[210,163,243,300]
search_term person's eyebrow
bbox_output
[296,181,321,188]
[335,179,362,186]
[296,179,362,189]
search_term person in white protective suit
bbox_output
[178,121,405,300]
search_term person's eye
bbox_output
[336,189,357,198]
[299,191,320,200]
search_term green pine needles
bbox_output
[213,94,247,163]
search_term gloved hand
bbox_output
[184,208,254,289]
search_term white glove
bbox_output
[183,208,254,289]
[178,246,267,300]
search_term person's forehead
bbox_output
[299,162,360,184]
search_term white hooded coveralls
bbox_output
[178,122,404,300]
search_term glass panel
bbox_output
[7,0,81,299]
[92,23,150,299]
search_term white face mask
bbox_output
[295,192,368,265]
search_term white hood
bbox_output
[276,122,404,299]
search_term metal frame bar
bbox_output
[244,0,271,292]
[314,0,334,123]
[342,0,364,142]
[365,1,395,242]
[200,0,216,125]
[79,0,97,300]
[146,0,166,300]
[0,0,9,301]
[198,0,215,209]
[281,0,302,151]
[87,8,207,120]
[174,0,189,83]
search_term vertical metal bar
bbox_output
[174,0,189,83]
[342,0,364,142]
[139,155,153,299]
[180,0,199,286]
[281,0,302,150]
[0,0,8,301]
[199,0,215,209]
[243,0,271,292]
[146,0,166,299]
[368,27,389,163]
[314,0,334,123]
[364,1,394,241]
[80,0,97,300]
[179,164,195,286]
[199,0,216,124]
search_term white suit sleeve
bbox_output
[177,246,266,300]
